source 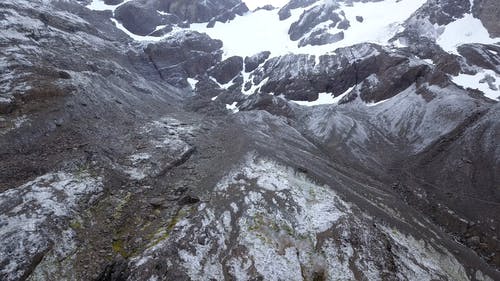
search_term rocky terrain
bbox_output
[0,0,499,280]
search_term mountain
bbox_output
[0,0,499,280]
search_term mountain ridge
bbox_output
[0,0,499,280]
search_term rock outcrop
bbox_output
[1,0,499,280]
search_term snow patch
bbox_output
[226,102,240,113]
[291,86,354,107]
[187,78,198,90]
[437,14,499,54]
[109,18,178,42]
[86,0,132,12]
[190,0,426,59]
[452,69,500,101]
[366,98,391,107]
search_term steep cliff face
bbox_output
[111,0,248,36]
[473,0,500,37]
[1,0,499,280]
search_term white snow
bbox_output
[13,115,29,129]
[0,97,12,103]
[86,0,128,12]
[291,93,336,106]
[489,49,498,55]
[209,76,235,90]
[392,38,408,48]
[437,14,499,54]
[334,0,426,49]
[291,86,354,107]
[0,115,30,135]
[451,69,500,101]
[86,0,132,12]
[129,153,151,163]
[191,0,426,59]
[226,102,240,113]
[366,98,391,107]
[190,8,305,59]
[92,0,426,57]
[424,59,434,65]
[110,18,171,42]
[187,78,198,90]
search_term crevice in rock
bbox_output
[146,52,164,80]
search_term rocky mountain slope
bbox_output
[0,0,499,280]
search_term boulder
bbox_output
[473,0,500,37]
[244,51,271,72]
[104,0,123,5]
[143,31,223,87]
[288,3,341,41]
[298,30,344,47]
[157,0,247,23]
[458,43,500,74]
[208,56,243,84]
[115,0,162,36]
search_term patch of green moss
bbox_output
[248,213,266,231]
[282,224,294,236]
[309,187,317,198]
[113,192,132,220]
[112,239,129,257]
[147,207,192,248]
[248,214,297,238]
[297,233,309,241]
[69,220,82,230]
[75,164,98,181]
[149,229,170,247]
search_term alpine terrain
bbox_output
[0,0,499,280]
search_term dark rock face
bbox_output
[473,0,500,37]
[400,103,500,267]
[298,30,344,47]
[114,0,163,36]
[239,93,295,118]
[114,0,248,35]
[254,4,275,12]
[288,3,341,41]
[143,31,223,87]
[104,0,123,5]
[208,56,243,84]
[430,0,471,25]
[157,0,248,23]
[359,63,431,103]
[252,44,423,103]
[278,0,317,20]
[396,0,477,51]
[244,51,270,72]
[206,2,249,27]
[458,44,500,74]
[191,75,223,98]
[411,0,471,26]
